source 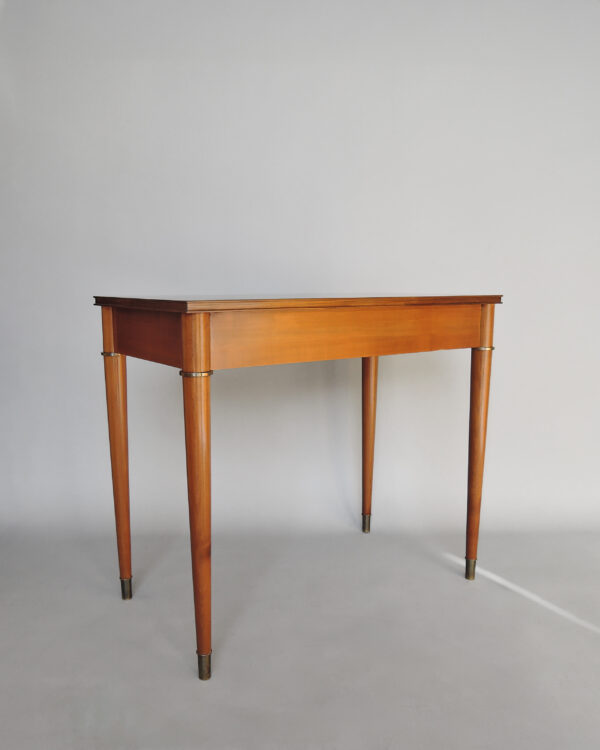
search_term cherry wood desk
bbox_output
[94,294,501,680]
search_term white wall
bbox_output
[1,1,599,536]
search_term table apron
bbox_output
[209,304,482,369]
[109,304,484,369]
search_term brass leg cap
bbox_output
[362,514,371,533]
[465,559,476,580]
[120,578,132,599]
[198,653,212,680]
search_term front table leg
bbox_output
[181,368,213,679]
[465,304,495,580]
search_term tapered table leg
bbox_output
[101,308,132,599]
[182,370,212,679]
[465,305,495,580]
[362,356,378,533]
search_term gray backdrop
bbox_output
[2,0,599,536]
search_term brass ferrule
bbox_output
[179,370,213,378]
[101,351,121,357]
[473,346,494,351]
[197,652,212,680]
[120,578,133,600]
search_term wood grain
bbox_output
[101,307,132,582]
[181,312,211,372]
[113,308,183,368]
[209,304,481,369]
[94,294,502,314]
[466,304,495,564]
[362,357,378,525]
[181,313,212,674]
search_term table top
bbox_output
[94,295,502,313]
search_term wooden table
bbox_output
[95,294,501,680]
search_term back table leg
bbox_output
[362,356,378,533]
[101,307,132,600]
[465,304,495,580]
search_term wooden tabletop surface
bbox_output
[94,295,503,313]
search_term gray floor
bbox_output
[2,529,600,750]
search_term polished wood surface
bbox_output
[466,304,495,575]
[95,294,502,314]
[182,375,212,669]
[96,294,501,678]
[362,357,378,531]
[181,311,211,372]
[101,307,132,589]
[209,304,480,369]
[96,297,496,371]
[181,313,212,677]
[113,308,182,367]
